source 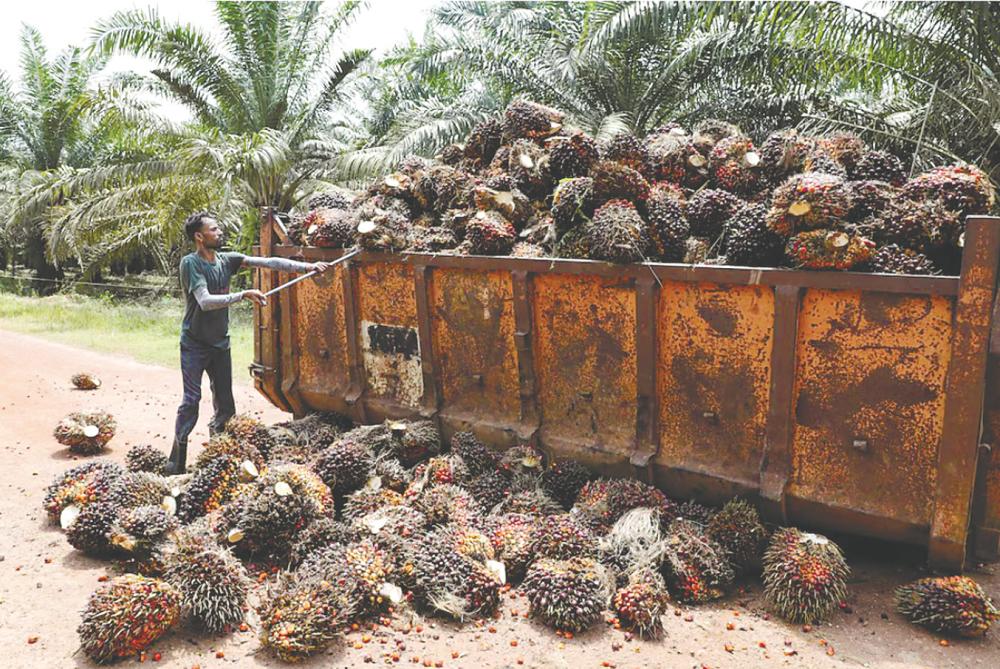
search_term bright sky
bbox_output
[0,0,440,121]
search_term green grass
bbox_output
[0,292,255,374]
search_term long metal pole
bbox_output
[262,249,360,297]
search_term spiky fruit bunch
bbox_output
[575,478,676,531]
[762,528,849,624]
[300,539,397,614]
[709,136,763,195]
[77,575,181,663]
[495,488,564,517]
[590,160,651,207]
[125,444,169,475]
[585,199,649,263]
[549,132,600,180]
[601,132,647,173]
[66,500,122,556]
[288,517,357,567]
[386,420,440,466]
[802,150,848,179]
[817,132,866,172]
[450,431,498,476]
[847,179,896,222]
[685,189,744,239]
[410,455,472,491]
[165,546,248,633]
[107,472,173,511]
[178,456,247,522]
[551,177,596,232]
[693,119,742,154]
[529,513,596,560]
[541,460,591,510]
[305,207,356,248]
[313,439,374,498]
[465,210,517,256]
[54,410,117,454]
[487,513,535,582]
[274,412,346,449]
[902,163,996,216]
[71,372,102,390]
[612,568,670,638]
[874,197,964,252]
[869,244,937,275]
[413,164,474,214]
[409,225,459,252]
[523,557,612,633]
[372,456,412,492]
[224,413,277,461]
[43,461,123,523]
[766,172,853,236]
[502,99,563,140]
[675,500,717,525]
[109,505,178,557]
[407,537,503,621]
[414,483,481,526]
[473,185,532,228]
[661,518,734,603]
[261,464,335,515]
[357,210,412,252]
[759,128,815,183]
[506,139,552,198]
[786,230,876,270]
[225,481,319,559]
[355,505,429,551]
[464,116,503,166]
[195,433,263,471]
[895,576,999,637]
[706,499,767,575]
[342,487,404,521]
[258,574,357,662]
[498,445,546,482]
[850,150,906,186]
[308,190,351,211]
[430,524,496,564]
[645,190,690,262]
[644,130,707,187]
[555,223,594,259]
[724,202,786,267]
[465,471,511,512]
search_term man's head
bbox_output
[185,211,223,249]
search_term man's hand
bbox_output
[242,289,268,307]
[310,262,332,273]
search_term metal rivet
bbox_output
[471,373,483,386]
[578,391,593,401]
[702,411,718,422]
[319,348,330,360]
[852,439,869,452]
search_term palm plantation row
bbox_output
[0,0,997,282]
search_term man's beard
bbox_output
[206,237,224,249]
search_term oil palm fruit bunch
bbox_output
[410,454,472,491]
[288,516,357,568]
[355,505,429,554]
[724,202,786,267]
[523,556,612,633]
[644,127,708,187]
[894,575,999,637]
[675,500,717,526]
[258,573,358,662]
[709,136,763,196]
[260,463,334,516]
[685,188,744,239]
[465,210,517,256]
[106,471,174,511]
[541,460,591,510]
[598,508,667,582]
[342,487,404,521]
[472,184,532,228]
[408,225,459,252]
[869,244,937,275]
[528,513,597,560]
[313,438,374,498]
[299,539,398,615]
[759,128,815,184]
[77,574,181,663]
[223,479,319,559]
[465,116,504,167]
[305,207,356,248]
[576,478,677,531]
[612,568,670,638]
[762,528,849,624]
[847,179,896,222]
[108,505,179,559]
[706,499,767,576]
[357,210,412,252]
[802,150,848,179]
[178,456,250,522]
[786,230,876,270]
[308,190,352,211]
[414,164,474,214]
[430,523,497,564]
[372,455,412,492]
[850,150,906,186]
[165,545,248,633]
[501,99,564,141]
[54,410,117,455]
[498,444,545,483]
[555,223,594,259]
[551,177,596,232]
[466,470,511,512]
[817,132,867,174]
[414,483,481,526]
[601,131,648,173]
[766,172,853,236]
[508,142,552,200]
[450,431,499,476]
[874,197,963,252]
[661,518,734,603]
[71,372,102,390]
[584,199,650,263]
[224,413,276,461]
[901,163,996,217]
[548,131,600,180]
[44,461,123,525]
[407,535,503,620]
[692,119,742,154]
[385,420,440,467]
[590,160,651,207]
[645,188,690,262]
[126,444,169,475]
[487,513,535,582]
[195,433,263,471]
[495,487,564,517]
[66,500,123,556]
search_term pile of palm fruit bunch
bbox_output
[287,100,995,276]
[45,412,997,664]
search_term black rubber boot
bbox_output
[166,438,188,475]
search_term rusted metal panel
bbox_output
[788,289,954,529]
[289,266,351,410]
[654,282,775,498]
[431,268,521,431]
[532,273,637,468]
[632,276,659,481]
[252,213,292,412]
[511,271,541,444]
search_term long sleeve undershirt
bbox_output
[191,255,313,310]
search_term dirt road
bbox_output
[0,328,996,669]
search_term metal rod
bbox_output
[262,249,360,297]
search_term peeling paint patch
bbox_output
[361,320,423,407]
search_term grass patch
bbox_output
[0,292,256,375]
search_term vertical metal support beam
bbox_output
[930,216,1000,569]
[759,284,803,523]
[341,255,368,423]
[511,270,540,443]
[632,275,659,483]
[252,209,292,412]
[278,279,305,417]
[413,263,441,419]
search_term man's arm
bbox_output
[241,256,320,273]
[191,284,246,311]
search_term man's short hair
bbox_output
[184,211,215,240]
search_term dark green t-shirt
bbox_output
[179,251,245,349]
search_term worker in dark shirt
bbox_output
[166,211,330,474]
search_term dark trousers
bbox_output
[168,341,236,473]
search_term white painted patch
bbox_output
[361,320,423,407]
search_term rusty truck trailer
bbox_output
[251,212,1000,571]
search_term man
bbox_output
[166,211,330,474]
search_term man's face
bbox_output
[195,219,224,249]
